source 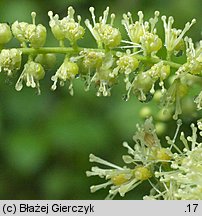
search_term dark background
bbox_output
[0,0,201,199]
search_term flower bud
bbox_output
[35,53,56,70]
[174,38,184,51]
[133,72,154,101]
[139,106,152,119]
[0,23,12,44]
[159,65,170,80]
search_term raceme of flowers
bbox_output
[87,117,202,200]
[0,6,202,201]
[0,6,201,119]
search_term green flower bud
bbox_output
[174,38,184,51]
[15,61,45,94]
[159,65,170,80]
[174,39,185,57]
[195,90,202,111]
[35,53,56,70]
[156,109,172,121]
[51,24,65,41]
[155,122,166,136]
[0,23,12,44]
[0,48,22,76]
[133,72,154,101]
[139,106,152,119]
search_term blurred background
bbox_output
[0,0,201,199]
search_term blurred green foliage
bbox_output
[0,0,201,199]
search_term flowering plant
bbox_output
[0,6,201,200]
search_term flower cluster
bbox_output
[0,6,201,120]
[161,16,196,54]
[88,117,202,200]
[122,11,162,56]
[12,12,46,48]
[0,6,201,201]
[87,118,173,199]
[145,121,202,200]
[85,7,121,49]
[48,6,85,47]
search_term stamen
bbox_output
[89,7,96,26]
[89,154,123,170]
[67,6,75,20]
[110,13,115,26]
[90,181,112,193]
[102,7,109,24]
[149,11,160,33]
[31,12,36,25]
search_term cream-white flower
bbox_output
[85,7,121,48]
[0,48,22,76]
[48,6,84,46]
[161,16,196,52]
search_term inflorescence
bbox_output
[0,6,201,119]
[87,118,202,200]
[0,6,201,200]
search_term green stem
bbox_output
[7,47,182,69]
